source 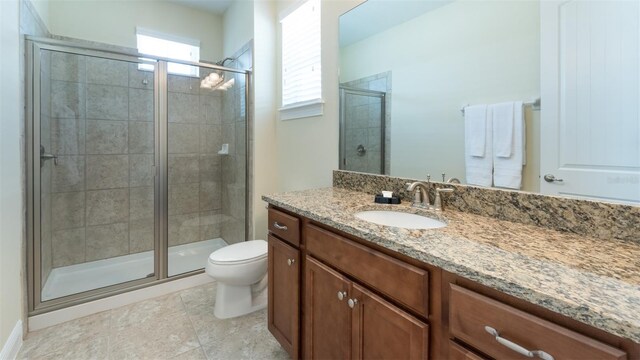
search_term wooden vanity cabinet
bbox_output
[266,206,638,360]
[304,256,429,360]
[267,208,301,359]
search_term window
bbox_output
[280,0,322,120]
[136,28,200,77]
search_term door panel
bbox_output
[351,283,429,360]
[268,235,300,359]
[304,256,352,360]
[541,0,640,203]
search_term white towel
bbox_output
[465,104,493,187]
[465,105,487,157]
[493,101,525,189]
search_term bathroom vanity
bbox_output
[264,185,640,359]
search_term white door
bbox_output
[540,0,640,204]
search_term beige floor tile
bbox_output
[18,311,110,359]
[109,310,199,359]
[171,347,207,360]
[179,283,216,315]
[110,292,185,331]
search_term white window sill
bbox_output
[279,99,324,120]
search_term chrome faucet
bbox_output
[406,175,432,208]
[407,174,455,211]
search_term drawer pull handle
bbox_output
[273,222,288,231]
[348,298,358,309]
[485,326,554,360]
[287,258,295,266]
[337,291,347,301]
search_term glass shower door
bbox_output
[37,48,157,301]
[167,66,247,277]
[339,87,386,174]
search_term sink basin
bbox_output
[354,210,447,229]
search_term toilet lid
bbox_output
[208,240,267,264]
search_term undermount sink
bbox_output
[354,210,447,230]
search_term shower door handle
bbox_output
[40,145,58,166]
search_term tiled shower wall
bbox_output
[341,72,392,175]
[44,53,158,268]
[220,43,252,245]
[43,53,231,269]
[167,69,224,248]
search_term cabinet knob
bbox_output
[287,258,295,266]
[337,291,347,301]
[348,298,358,309]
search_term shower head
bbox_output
[216,57,236,67]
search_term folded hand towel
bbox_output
[492,102,515,158]
[493,101,525,189]
[464,105,488,157]
[465,104,493,187]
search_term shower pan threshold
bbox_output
[41,238,227,301]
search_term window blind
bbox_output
[281,0,322,108]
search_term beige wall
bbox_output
[223,0,254,59]
[274,0,363,192]
[340,1,540,192]
[1,0,25,349]
[47,1,223,62]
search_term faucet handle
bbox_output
[436,188,454,194]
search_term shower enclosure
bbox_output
[26,38,251,314]
[339,86,386,174]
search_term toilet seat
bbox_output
[208,240,267,265]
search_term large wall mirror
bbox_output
[339,0,640,204]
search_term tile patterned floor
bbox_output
[17,283,288,360]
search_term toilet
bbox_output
[205,240,268,319]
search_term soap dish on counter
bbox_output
[374,194,401,204]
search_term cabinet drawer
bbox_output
[449,341,487,360]
[305,224,429,317]
[268,207,300,247]
[449,284,627,360]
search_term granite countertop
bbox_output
[262,187,640,343]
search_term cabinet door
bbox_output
[351,283,429,360]
[268,235,300,359]
[304,256,352,360]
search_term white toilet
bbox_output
[205,240,268,319]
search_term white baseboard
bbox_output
[29,274,214,332]
[0,320,23,360]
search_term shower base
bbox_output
[41,238,227,301]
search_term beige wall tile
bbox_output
[130,186,154,221]
[168,74,199,95]
[51,52,86,82]
[168,123,200,154]
[169,154,199,185]
[86,120,128,154]
[198,125,221,154]
[200,95,222,125]
[86,222,129,261]
[51,192,85,230]
[52,228,86,267]
[168,183,199,216]
[199,181,221,212]
[129,218,154,254]
[51,156,85,192]
[169,92,202,123]
[169,213,200,246]
[199,155,220,182]
[86,189,129,226]
[51,117,85,155]
[51,81,85,119]
[86,57,128,87]
[86,155,129,190]
[130,154,155,187]
[128,121,154,154]
[199,211,221,241]
[129,88,154,122]
[86,84,128,120]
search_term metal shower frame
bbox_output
[25,37,252,315]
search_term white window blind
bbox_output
[136,28,200,77]
[281,0,322,118]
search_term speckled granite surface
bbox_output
[333,170,640,243]
[262,187,640,343]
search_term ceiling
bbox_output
[166,0,234,14]
[339,0,452,47]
